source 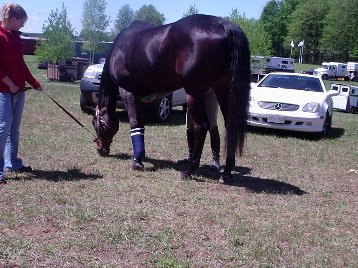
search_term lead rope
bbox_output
[41,90,98,141]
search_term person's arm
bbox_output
[24,63,42,91]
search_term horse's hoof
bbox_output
[97,148,109,157]
[180,172,191,180]
[219,174,233,184]
[132,161,144,171]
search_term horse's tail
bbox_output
[223,22,251,157]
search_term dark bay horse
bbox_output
[93,14,251,182]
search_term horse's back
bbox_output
[108,14,242,94]
[168,15,233,88]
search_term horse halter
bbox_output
[94,107,113,150]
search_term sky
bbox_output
[11,0,269,34]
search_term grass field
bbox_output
[0,56,357,267]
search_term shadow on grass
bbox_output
[248,126,345,140]
[11,168,103,182]
[109,153,307,196]
[222,175,307,195]
[193,165,307,195]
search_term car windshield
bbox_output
[258,74,324,92]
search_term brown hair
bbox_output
[1,3,27,23]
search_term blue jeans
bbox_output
[0,92,25,178]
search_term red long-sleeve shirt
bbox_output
[0,24,40,93]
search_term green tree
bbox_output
[230,9,272,56]
[111,4,134,38]
[35,3,75,64]
[320,0,358,61]
[260,0,302,57]
[286,0,330,63]
[81,0,110,63]
[182,4,199,17]
[134,4,165,25]
[260,0,285,56]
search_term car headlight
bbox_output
[83,68,97,79]
[249,96,255,107]
[303,102,320,113]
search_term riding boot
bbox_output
[209,126,221,171]
[177,129,195,164]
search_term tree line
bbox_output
[36,0,358,65]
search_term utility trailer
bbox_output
[330,83,358,113]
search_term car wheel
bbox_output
[80,93,95,114]
[319,112,332,138]
[151,95,172,122]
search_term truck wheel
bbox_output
[322,74,329,80]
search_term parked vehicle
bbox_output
[313,62,349,80]
[264,56,295,73]
[251,56,295,82]
[248,72,338,137]
[79,63,187,122]
[47,57,90,82]
[300,68,315,75]
[37,61,48,69]
[330,83,358,113]
[347,62,358,82]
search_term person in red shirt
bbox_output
[0,3,42,184]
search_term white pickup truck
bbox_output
[314,62,349,80]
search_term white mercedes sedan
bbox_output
[248,72,338,137]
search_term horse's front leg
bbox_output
[120,88,146,171]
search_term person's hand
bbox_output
[9,84,20,94]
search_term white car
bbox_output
[248,72,338,137]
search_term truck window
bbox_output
[342,87,348,93]
[282,60,289,64]
[331,85,339,91]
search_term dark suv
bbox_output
[79,63,187,122]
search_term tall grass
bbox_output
[0,56,357,267]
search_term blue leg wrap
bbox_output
[131,128,145,160]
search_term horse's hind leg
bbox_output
[181,93,208,180]
[181,125,208,179]
[212,83,236,183]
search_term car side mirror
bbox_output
[327,90,340,97]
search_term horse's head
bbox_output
[92,106,119,156]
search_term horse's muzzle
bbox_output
[97,147,110,157]
[95,139,110,157]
